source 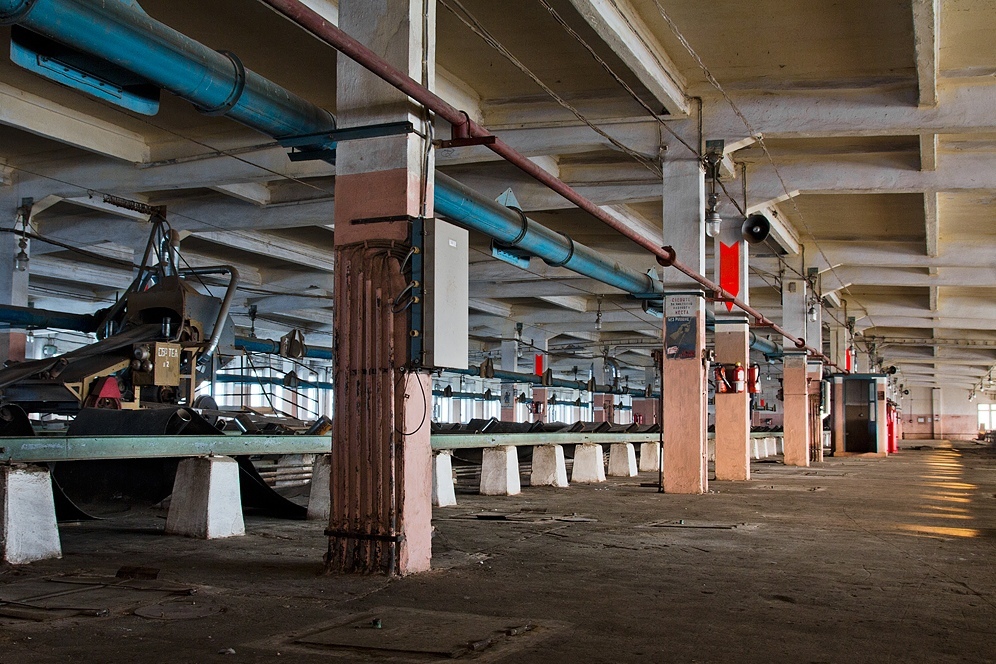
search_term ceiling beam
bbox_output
[194,230,334,271]
[566,0,689,116]
[912,0,939,108]
[0,82,149,163]
[211,183,272,205]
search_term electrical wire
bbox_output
[440,0,663,178]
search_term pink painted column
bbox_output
[0,213,29,363]
[781,271,810,467]
[632,398,659,425]
[593,394,615,423]
[327,0,435,575]
[662,147,708,494]
[714,316,750,480]
[782,353,810,466]
[531,387,549,424]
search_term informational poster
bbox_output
[664,294,697,360]
[501,383,516,408]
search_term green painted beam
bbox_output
[0,434,331,463]
[0,431,784,461]
[429,432,662,450]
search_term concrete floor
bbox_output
[1,440,994,663]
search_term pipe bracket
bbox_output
[543,235,575,268]
[795,338,807,349]
[197,50,247,116]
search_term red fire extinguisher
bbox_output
[714,365,730,393]
[747,364,761,394]
[732,362,746,393]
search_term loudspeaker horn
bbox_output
[741,213,771,244]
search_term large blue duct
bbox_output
[435,173,661,297]
[0,0,335,141]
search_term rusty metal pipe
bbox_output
[260,0,841,371]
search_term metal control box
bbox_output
[132,342,182,386]
[423,218,469,369]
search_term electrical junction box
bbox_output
[132,342,182,386]
[423,218,468,369]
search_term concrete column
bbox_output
[662,148,708,494]
[782,353,810,466]
[593,393,614,423]
[932,387,942,438]
[713,315,750,480]
[632,397,658,425]
[781,272,810,467]
[500,336,518,421]
[0,465,61,564]
[831,376,844,456]
[0,211,29,363]
[165,456,245,539]
[531,387,549,424]
[329,0,435,575]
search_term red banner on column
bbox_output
[719,241,741,312]
[534,353,544,376]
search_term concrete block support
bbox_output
[530,445,569,487]
[0,465,61,564]
[480,446,521,496]
[307,454,332,521]
[639,442,661,472]
[432,451,458,506]
[165,456,245,539]
[572,443,606,483]
[607,443,638,477]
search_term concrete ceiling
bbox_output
[1,0,995,393]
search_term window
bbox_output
[979,404,994,431]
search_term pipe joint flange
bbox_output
[656,245,676,267]
[197,50,247,116]
[543,235,575,268]
[497,206,529,248]
[0,0,39,25]
[794,338,807,349]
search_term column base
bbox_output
[165,456,245,539]
[571,444,605,483]
[307,454,332,521]
[607,443,637,477]
[480,446,521,496]
[432,451,458,506]
[0,465,61,564]
[530,445,568,487]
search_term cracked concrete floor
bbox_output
[1,440,994,663]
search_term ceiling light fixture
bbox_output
[595,296,603,331]
[704,140,724,238]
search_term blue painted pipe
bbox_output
[234,336,332,360]
[214,373,334,390]
[0,0,335,142]
[0,305,98,332]
[435,173,662,297]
